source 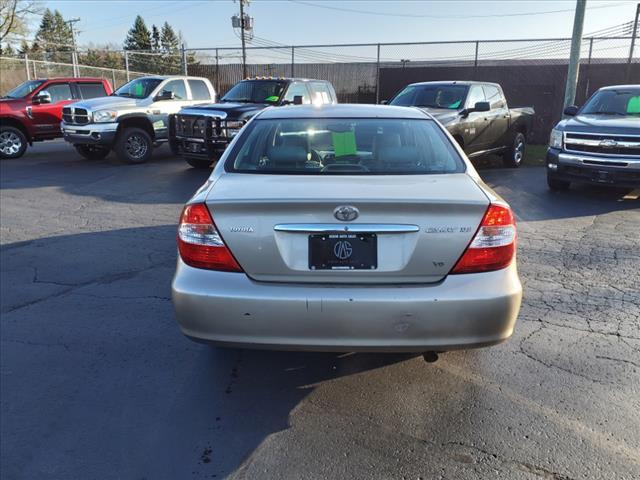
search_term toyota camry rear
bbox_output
[172,104,522,351]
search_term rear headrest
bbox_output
[375,146,420,167]
[373,133,402,151]
[267,145,307,166]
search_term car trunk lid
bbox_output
[206,173,489,284]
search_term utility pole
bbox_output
[563,0,586,109]
[66,17,81,77]
[232,0,252,78]
[239,0,247,78]
[626,2,639,83]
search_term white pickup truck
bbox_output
[61,75,215,163]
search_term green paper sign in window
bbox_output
[332,131,357,157]
[265,95,279,102]
[626,96,640,114]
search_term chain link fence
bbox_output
[1,31,637,140]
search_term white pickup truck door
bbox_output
[149,79,194,138]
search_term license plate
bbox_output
[592,170,611,183]
[186,142,201,153]
[309,233,377,270]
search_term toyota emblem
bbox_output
[334,205,359,222]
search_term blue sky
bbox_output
[39,0,638,49]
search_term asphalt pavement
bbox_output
[1,140,639,479]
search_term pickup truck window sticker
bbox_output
[627,96,640,114]
[265,95,279,102]
[332,130,357,158]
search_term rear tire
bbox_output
[547,175,570,191]
[115,127,153,164]
[0,126,28,159]
[503,132,525,168]
[75,144,110,160]
[185,157,213,169]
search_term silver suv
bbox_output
[61,76,216,163]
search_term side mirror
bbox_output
[156,90,175,101]
[293,95,303,105]
[563,105,579,116]
[33,90,52,104]
[473,101,490,112]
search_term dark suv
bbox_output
[169,77,337,168]
[547,85,640,190]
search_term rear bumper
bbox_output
[172,260,523,352]
[547,148,640,188]
[61,122,117,146]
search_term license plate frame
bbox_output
[308,233,377,270]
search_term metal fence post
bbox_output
[215,48,220,96]
[291,46,295,77]
[375,43,381,104]
[626,2,639,83]
[181,43,188,75]
[125,51,130,81]
[72,51,78,77]
[474,41,479,79]
[584,37,594,102]
[32,60,37,78]
[111,69,116,88]
[25,53,30,80]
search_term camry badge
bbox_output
[334,205,359,222]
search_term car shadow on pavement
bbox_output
[1,226,421,479]
[0,143,213,205]
[480,166,639,222]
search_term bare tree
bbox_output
[0,0,42,43]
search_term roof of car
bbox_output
[257,104,432,120]
[407,80,501,88]
[241,77,328,83]
[599,84,640,90]
[34,77,108,82]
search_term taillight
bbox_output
[451,203,516,274]
[177,203,243,272]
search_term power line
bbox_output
[289,0,629,19]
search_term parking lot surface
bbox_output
[1,141,639,479]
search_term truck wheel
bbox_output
[75,144,110,160]
[0,126,28,159]
[547,175,570,191]
[185,158,213,169]
[503,132,525,168]
[115,127,153,164]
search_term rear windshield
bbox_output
[390,84,468,110]
[221,80,287,104]
[225,118,464,175]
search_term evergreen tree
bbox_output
[124,15,152,51]
[32,8,73,62]
[151,25,161,52]
[160,22,180,73]
[124,15,152,71]
[18,39,30,55]
[4,43,16,56]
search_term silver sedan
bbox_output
[172,104,522,352]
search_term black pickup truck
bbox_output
[169,77,337,168]
[546,84,640,191]
[387,81,535,167]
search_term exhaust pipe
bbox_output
[422,351,439,363]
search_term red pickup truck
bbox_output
[1,77,113,159]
